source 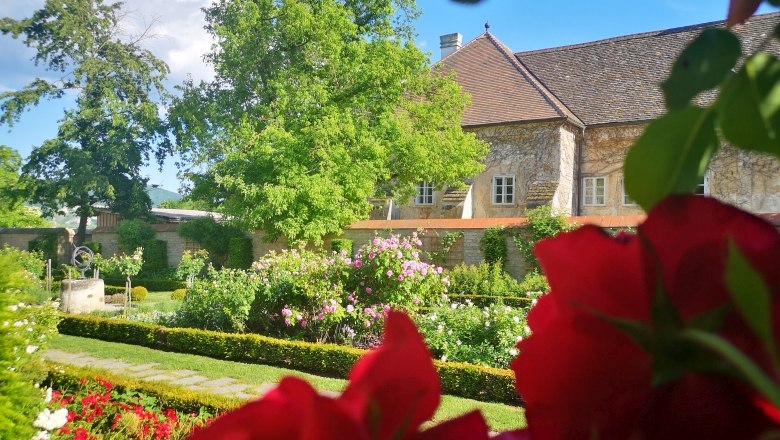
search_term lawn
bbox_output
[50,334,526,431]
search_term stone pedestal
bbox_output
[60,279,105,314]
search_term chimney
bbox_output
[439,33,462,59]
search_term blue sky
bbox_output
[1,0,776,193]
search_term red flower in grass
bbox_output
[189,311,490,439]
[513,195,780,440]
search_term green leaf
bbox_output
[684,328,780,407]
[662,28,741,110]
[624,106,719,210]
[719,53,780,158]
[726,241,775,351]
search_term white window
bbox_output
[583,176,607,206]
[621,178,636,206]
[415,182,433,205]
[695,174,710,195]
[492,174,515,205]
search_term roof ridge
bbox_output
[484,32,584,126]
[515,11,780,57]
[435,31,489,65]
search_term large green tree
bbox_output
[0,146,49,228]
[0,0,171,244]
[169,0,488,244]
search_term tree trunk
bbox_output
[75,212,89,246]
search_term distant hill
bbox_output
[147,186,182,207]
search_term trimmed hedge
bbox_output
[102,278,185,292]
[450,294,534,309]
[131,286,149,301]
[225,237,253,269]
[171,288,186,300]
[142,239,169,273]
[45,364,240,415]
[58,315,520,405]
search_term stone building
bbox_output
[385,13,780,220]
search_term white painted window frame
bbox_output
[415,181,434,205]
[583,176,607,206]
[492,174,515,205]
[620,177,636,206]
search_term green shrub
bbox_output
[28,232,58,267]
[447,262,522,296]
[415,300,530,369]
[116,220,155,254]
[82,241,102,255]
[447,294,532,309]
[171,288,187,300]
[57,315,520,404]
[330,238,353,255]
[517,270,550,293]
[513,205,570,271]
[226,236,253,269]
[141,239,168,273]
[104,285,126,295]
[176,217,246,267]
[131,286,149,301]
[176,267,263,333]
[105,293,126,304]
[480,226,507,268]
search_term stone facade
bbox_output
[0,228,75,264]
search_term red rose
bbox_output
[513,195,780,440]
[189,311,489,439]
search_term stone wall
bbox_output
[91,224,195,267]
[0,228,75,264]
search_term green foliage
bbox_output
[171,288,187,300]
[429,231,464,265]
[131,285,149,302]
[625,17,780,210]
[0,250,60,438]
[226,236,254,269]
[447,294,533,309]
[176,217,245,266]
[175,249,209,287]
[3,246,45,278]
[480,227,507,268]
[517,270,550,293]
[415,301,530,369]
[176,267,263,333]
[104,278,186,292]
[0,0,171,244]
[0,146,50,228]
[331,238,354,255]
[141,239,169,273]
[169,0,488,245]
[28,231,58,266]
[58,314,519,404]
[116,220,156,254]
[513,206,570,271]
[157,197,215,211]
[447,262,523,296]
[82,241,102,255]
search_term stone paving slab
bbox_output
[198,377,238,388]
[125,363,160,372]
[141,374,178,382]
[209,383,250,396]
[128,368,168,378]
[169,375,209,386]
[169,369,199,378]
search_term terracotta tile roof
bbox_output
[525,180,558,208]
[516,12,780,125]
[438,32,582,127]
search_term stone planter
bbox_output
[60,279,105,314]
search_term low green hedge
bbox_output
[58,315,520,405]
[102,278,185,292]
[449,294,534,309]
[45,364,240,415]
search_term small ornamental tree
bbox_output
[94,248,143,312]
[175,249,209,287]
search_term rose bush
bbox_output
[513,195,780,440]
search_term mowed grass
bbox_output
[50,334,526,431]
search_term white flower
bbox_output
[447,330,453,336]
[26,345,39,354]
[8,305,18,312]
[33,408,69,431]
[484,321,490,328]
[509,348,519,356]
[513,316,520,323]
[456,339,462,346]
[33,430,50,440]
[45,387,53,403]
[441,355,448,362]
[437,324,444,332]
[516,335,524,342]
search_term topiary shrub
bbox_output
[141,239,168,273]
[171,288,186,300]
[225,237,253,269]
[331,238,353,256]
[517,270,550,294]
[176,217,246,267]
[479,226,507,268]
[116,220,155,254]
[131,286,148,302]
[28,232,58,267]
